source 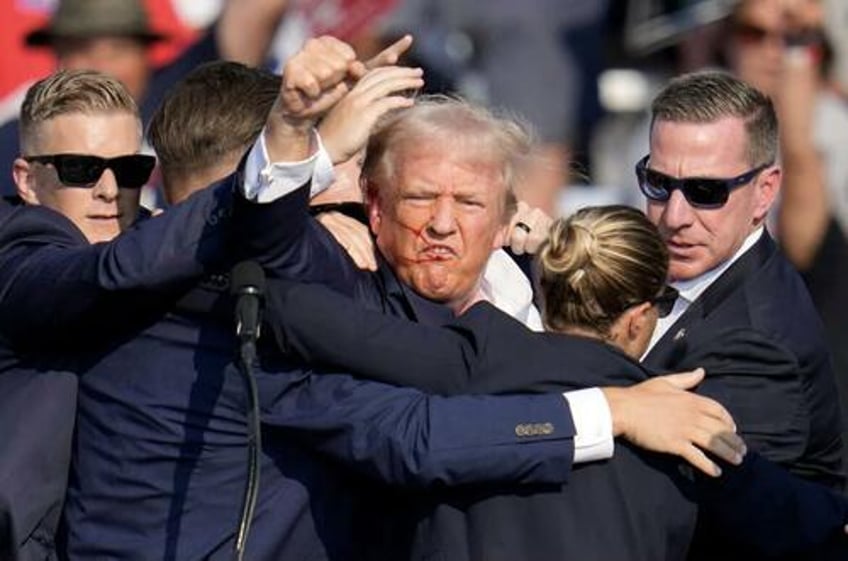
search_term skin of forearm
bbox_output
[775,53,830,270]
[778,148,829,270]
[217,0,291,66]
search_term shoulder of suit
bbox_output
[0,204,87,247]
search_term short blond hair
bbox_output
[19,69,139,154]
[539,206,668,336]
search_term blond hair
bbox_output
[538,206,668,336]
[361,94,533,222]
[19,69,139,154]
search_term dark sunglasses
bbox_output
[25,153,156,189]
[635,155,772,209]
[650,285,679,318]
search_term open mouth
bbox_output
[420,246,457,261]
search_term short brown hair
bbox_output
[361,95,533,223]
[650,70,778,167]
[148,61,280,176]
[19,69,139,154]
[538,205,668,336]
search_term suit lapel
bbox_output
[645,231,775,369]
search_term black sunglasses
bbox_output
[25,153,156,189]
[650,285,679,318]
[635,155,772,209]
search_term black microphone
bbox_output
[229,261,265,561]
[231,261,265,346]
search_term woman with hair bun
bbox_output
[538,205,677,360]
[263,203,846,560]
[259,205,704,560]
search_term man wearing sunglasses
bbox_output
[0,45,731,561]
[638,70,844,560]
[0,66,346,560]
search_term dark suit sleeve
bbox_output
[696,452,848,558]
[235,173,364,294]
[267,279,486,393]
[0,173,306,345]
[0,370,77,560]
[675,327,808,466]
[258,368,576,488]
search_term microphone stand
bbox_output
[231,267,264,561]
[234,330,261,561]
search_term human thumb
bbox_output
[661,367,705,390]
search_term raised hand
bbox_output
[603,368,747,477]
[508,201,553,255]
[266,36,362,161]
[318,65,424,165]
[364,35,414,72]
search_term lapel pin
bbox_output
[673,328,687,341]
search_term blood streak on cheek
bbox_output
[386,213,434,266]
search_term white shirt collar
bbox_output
[671,226,765,305]
[481,249,544,331]
[644,226,764,356]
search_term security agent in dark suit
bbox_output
[636,71,845,559]
[0,64,588,561]
[266,205,848,560]
[0,69,263,561]
[264,207,848,560]
[160,38,753,560]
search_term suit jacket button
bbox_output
[515,424,528,437]
[541,422,554,435]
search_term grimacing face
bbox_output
[13,111,143,244]
[367,144,510,312]
[644,117,780,281]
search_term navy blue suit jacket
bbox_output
[267,279,848,560]
[642,231,845,559]
[0,180,579,560]
[0,178,254,561]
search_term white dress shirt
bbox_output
[241,130,614,464]
[645,227,766,356]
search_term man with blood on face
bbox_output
[362,100,523,313]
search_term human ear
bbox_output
[12,158,40,205]
[753,166,781,221]
[492,222,509,250]
[626,302,654,341]
[365,180,383,235]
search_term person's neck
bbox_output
[452,283,487,315]
[164,158,240,205]
[560,325,605,341]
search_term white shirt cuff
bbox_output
[242,128,335,203]
[563,387,614,463]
